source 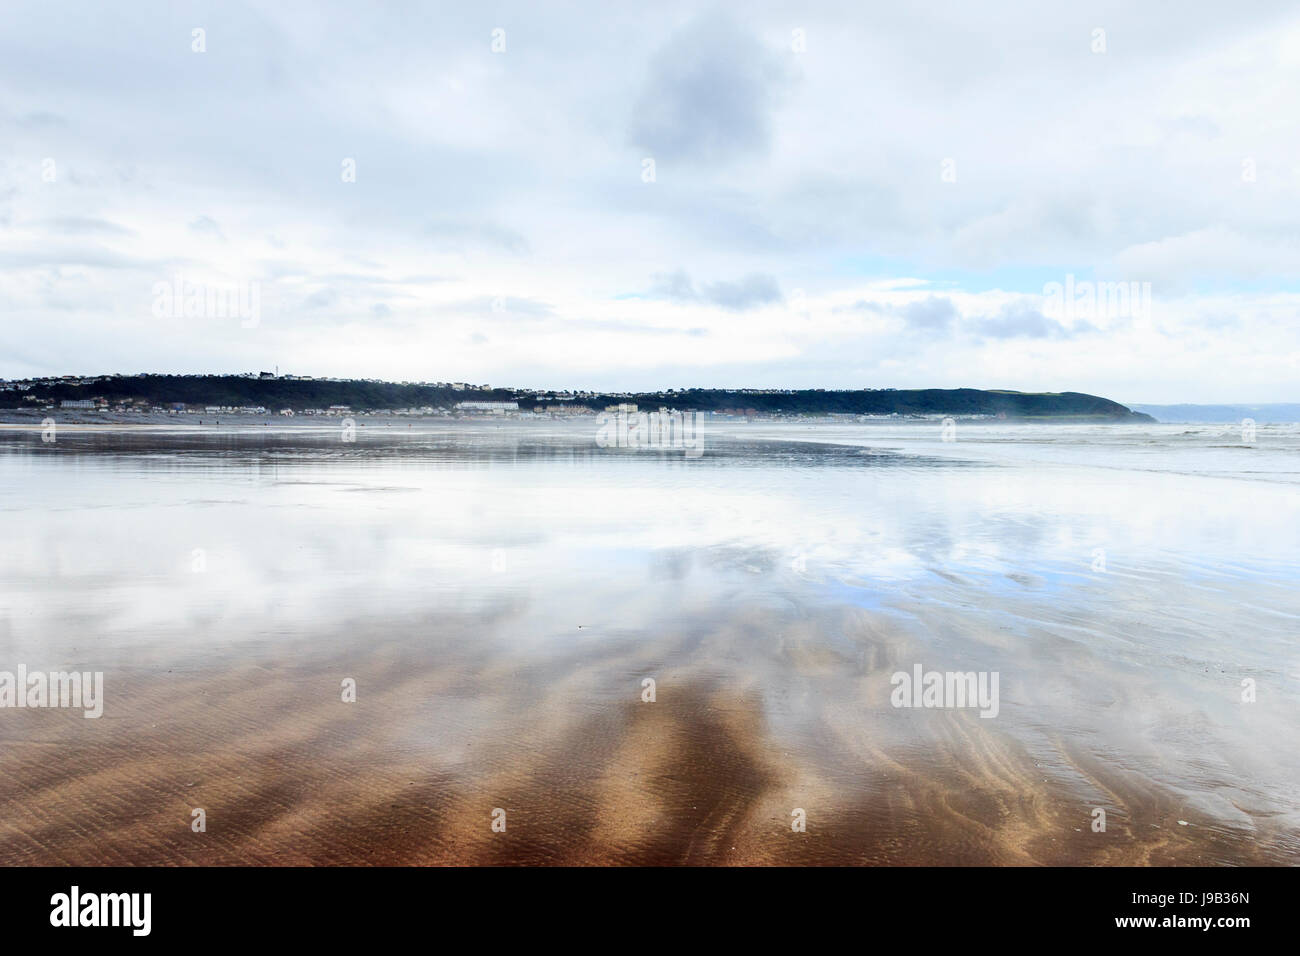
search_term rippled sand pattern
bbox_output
[1,423,1298,864]
[0,607,1293,865]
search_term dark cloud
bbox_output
[852,296,1093,340]
[649,269,697,303]
[629,11,788,164]
[899,296,959,331]
[648,270,781,311]
[968,300,1091,340]
[703,273,782,310]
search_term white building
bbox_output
[455,401,518,414]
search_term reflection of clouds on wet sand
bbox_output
[1,603,1290,865]
[0,423,1297,864]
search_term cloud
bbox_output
[0,242,174,271]
[967,301,1078,340]
[844,295,1094,340]
[648,270,782,310]
[188,216,225,240]
[648,270,697,303]
[629,11,789,164]
[13,111,67,129]
[3,0,1300,399]
[426,220,529,255]
[898,296,959,332]
[703,274,783,310]
[1110,226,1300,288]
[39,217,136,236]
[301,288,338,310]
[436,296,554,317]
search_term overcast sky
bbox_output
[3,1,1299,402]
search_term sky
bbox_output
[2,0,1299,403]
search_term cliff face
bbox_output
[7,376,1154,420]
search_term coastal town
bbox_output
[0,371,1148,422]
[2,371,598,418]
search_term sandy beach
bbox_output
[1,422,1297,865]
[2,605,1290,865]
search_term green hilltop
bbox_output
[3,374,1155,421]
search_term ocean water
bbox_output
[0,420,1297,864]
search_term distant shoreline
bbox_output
[1,374,1155,422]
[0,409,1160,428]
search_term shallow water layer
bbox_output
[0,421,1297,864]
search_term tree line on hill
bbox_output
[6,375,1153,420]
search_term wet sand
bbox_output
[1,604,1292,866]
[2,423,1298,865]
